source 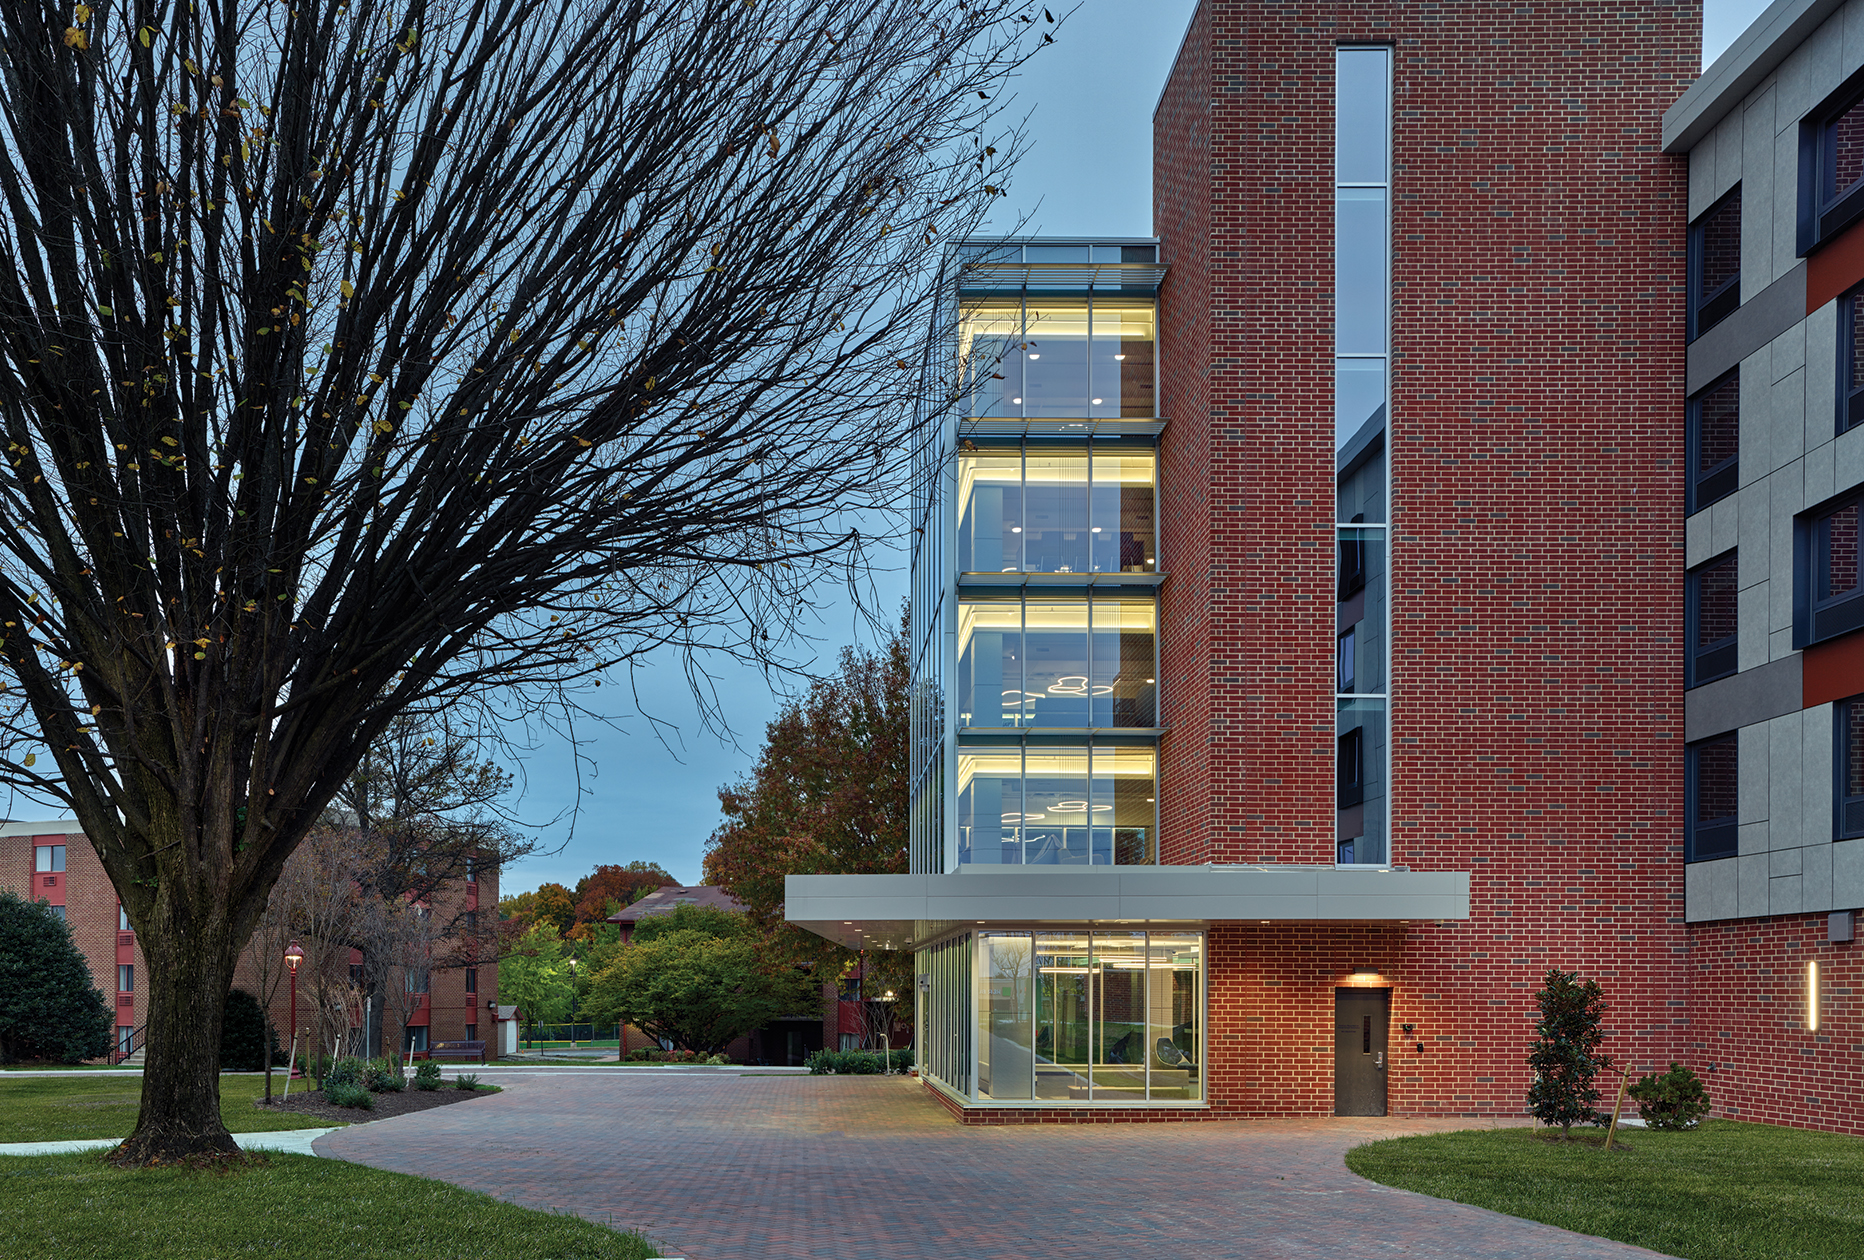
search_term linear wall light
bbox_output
[1808,960,1821,1032]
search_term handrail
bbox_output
[109,1022,148,1066]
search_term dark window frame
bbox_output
[1795,491,1864,648]
[465,967,478,994]
[1686,734,1739,863]
[1687,185,1741,341]
[1838,696,1864,841]
[1686,369,1740,513]
[1840,286,1864,434]
[1799,65,1864,256]
[1686,551,1739,688]
[117,964,134,993]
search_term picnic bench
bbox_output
[427,1039,487,1064]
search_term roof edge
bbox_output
[1664,0,1850,153]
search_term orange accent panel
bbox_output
[1809,216,1864,313]
[1804,630,1864,707]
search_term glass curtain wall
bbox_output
[917,934,974,1094]
[957,743,1155,865]
[959,297,1156,419]
[957,445,1156,574]
[957,595,1156,728]
[1336,48,1392,867]
[974,930,1202,1104]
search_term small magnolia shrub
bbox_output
[325,1081,374,1109]
[363,1057,404,1092]
[1628,1062,1711,1130]
[455,1072,481,1091]
[413,1060,443,1091]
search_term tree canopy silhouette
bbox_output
[0,0,1042,1163]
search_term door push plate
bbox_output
[1374,1050,1385,1070]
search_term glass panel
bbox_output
[958,297,1022,417]
[1034,932,1091,1099]
[1100,745,1156,865]
[957,745,1023,865]
[1695,556,1738,649]
[1147,932,1202,1101]
[1335,189,1388,355]
[1091,599,1156,727]
[957,451,1022,573]
[1821,503,1861,600]
[1023,449,1090,573]
[1698,192,1740,297]
[1092,932,1148,1100]
[957,599,1024,727]
[1025,245,1090,263]
[1337,698,1387,865]
[1337,446,1387,524]
[1832,100,1864,202]
[1694,375,1739,480]
[1091,449,1156,574]
[976,932,1033,1100]
[1694,738,1738,825]
[1336,48,1390,184]
[1091,298,1156,418]
[1022,746,1090,864]
[1338,628,1356,693]
[1337,526,1386,695]
[1022,303,1090,416]
[1336,358,1386,451]
[1023,602,1091,727]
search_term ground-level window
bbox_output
[1687,735,1739,862]
[922,930,1202,1106]
[117,1026,135,1055]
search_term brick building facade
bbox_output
[788,0,1863,1137]
[1,817,497,1062]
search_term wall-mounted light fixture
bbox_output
[1352,966,1382,979]
[1808,960,1821,1032]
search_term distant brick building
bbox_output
[0,817,496,1062]
[786,0,1859,1137]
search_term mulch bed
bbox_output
[253,1084,495,1125]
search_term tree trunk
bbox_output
[112,928,242,1165]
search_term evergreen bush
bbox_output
[322,1056,364,1092]
[805,1048,887,1075]
[0,890,114,1064]
[324,1081,374,1109]
[363,1057,404,1092]
[1526,968,1612,1137]
[412,1059,443,1090]
[455,1072,481,1091]
[219,988,282,1071]
[1628,1062,1712,1130]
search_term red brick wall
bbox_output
[1152,1,1701,1122]
[1684,916,1864,1135]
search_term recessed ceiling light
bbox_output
[1011,526,1022,533]
[1027,353,1040,360]
[1011,397,1023,403]
[1091,526,1102,533]
[1114,354,1126,361]
[1091,398,1103,405]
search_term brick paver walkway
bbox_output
[314,1070,1673,1259]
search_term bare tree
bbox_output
[0,0,1042,1162]
[356,890,436,1062]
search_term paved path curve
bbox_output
[316,1070,1673,1260]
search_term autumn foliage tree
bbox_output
[570,861,674,937]
[0,0,1044,1163]
[704,621,910,1007]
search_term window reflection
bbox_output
[1335,188,1388,355]
[957,298,1155,418]
[957,446,1155,574]
[957,597,1156,728]
[957,744,1155,865]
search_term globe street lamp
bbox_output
[284,939,304,1074]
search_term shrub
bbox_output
[0,890,114,1064]
[412,1060,443,1091]
[324,1081,374,1109]
[1628,1062,1712,1130]
[805,1048,886,1075]
[219,988,282,1072]
[455,1072,481,1091]
[321,1056,364,1092]
[1526,968,1610,1137]
[704,1053,728,1065]
[363,1057,404,1092]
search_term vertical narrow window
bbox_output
[1688,187,1741,340]
[1686,552,1739,687]
[1335,46,1390,453]
[1686,735,1739,861]
[118,905,129,931]
[118,964,134,993]
[466,967,478,994]
[1838,697,1864,840]
[1687,370,1739,512]
[1840,286,1864,433]
[1337,728,1365,810]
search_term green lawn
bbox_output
[0,1073,336,1142]
[1346,1121,1864,1260]
[0,1152,657,1260]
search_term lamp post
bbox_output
[284,939,304,1076]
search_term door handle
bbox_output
[1375,1050,1385,1069]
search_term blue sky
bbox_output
[497,0,1773,895]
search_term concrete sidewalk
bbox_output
[0,1127,340,1157]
